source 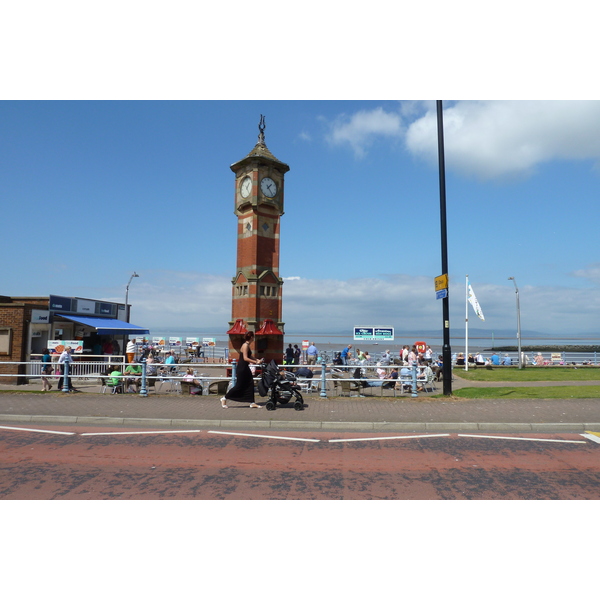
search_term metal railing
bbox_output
[26,355,127,378]
[129,345,230,362]
[0,360,428,397]
[452,351,599,367]
[3,352,600,397]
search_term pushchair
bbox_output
[257,360,304,411]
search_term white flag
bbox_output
[468,282,485,321]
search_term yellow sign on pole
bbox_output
[435,274,448,292]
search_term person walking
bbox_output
[57,346,76,392]
[41,348,53,391]
[284,344,295,365]
[341,344,353,365]
[220,331,263,409]
[306,342,318,365]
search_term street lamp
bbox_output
[437,100,452,394]
[508,277,522,369]
[125,272,139,322]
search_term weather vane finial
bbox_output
[258,115,266,144]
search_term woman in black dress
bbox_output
[221,331,263,409]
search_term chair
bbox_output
[308,378,320,394]
[208,380,230,395]
[394,375,414,396]
[156,369,181,393]
[337,379,363,397]
[296,378,311,394]
[180,381,202,395]
[420,367,436,392]
[101,377,124,394]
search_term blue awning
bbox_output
[56,314,150,336]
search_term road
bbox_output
[1,424,599,499]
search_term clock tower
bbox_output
[226,116,290,363]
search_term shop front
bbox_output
[0,294,149,384]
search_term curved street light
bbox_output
[508,277,522,369]
[125,272,139,323]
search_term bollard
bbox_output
[61,361,70,393]
[139,358,148,397]
[411,363,418,398]
[320,361,328,398]
[230,359,237,387]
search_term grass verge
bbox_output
[456,366,600,382]
[447,385,600,399]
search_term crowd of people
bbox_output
[39,334,542,396]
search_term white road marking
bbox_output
[458,434,586,444]
[329,434,450,443]
[80,430,202,436]
[581,433,600,444]
[0,425,75,436]
[208,430,320,443]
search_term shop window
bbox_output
[0,328,12,355]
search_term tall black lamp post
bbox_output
[125,272,139,323]
[437,101,452,394]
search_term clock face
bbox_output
[240,176,252,199]
[260,177,277,198]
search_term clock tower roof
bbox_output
[230,140,290,174]
[230,115,290,174]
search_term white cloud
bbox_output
[106,271,232,330]
[325,107,404,158]
[571,263,600,285]
[323,101,600,178]
[98,269,600,336]
[405,100,600,179]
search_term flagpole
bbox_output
[465,275,469,372]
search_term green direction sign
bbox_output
[353,326,394,341]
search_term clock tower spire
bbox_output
[227,116,290,363]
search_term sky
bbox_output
[2,4,599,340]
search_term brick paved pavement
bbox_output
[0,377,599,432]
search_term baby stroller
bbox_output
[257,360,304,411]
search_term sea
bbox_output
[148,331,600,356]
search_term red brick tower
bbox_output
[227,116,289,363]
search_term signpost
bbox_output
[434,274,448,293]
[353,327,394,341]
[435,274,448,299]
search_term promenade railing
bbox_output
[2,355,599,397]
[0,360,427,397]
[452,350,599,367]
